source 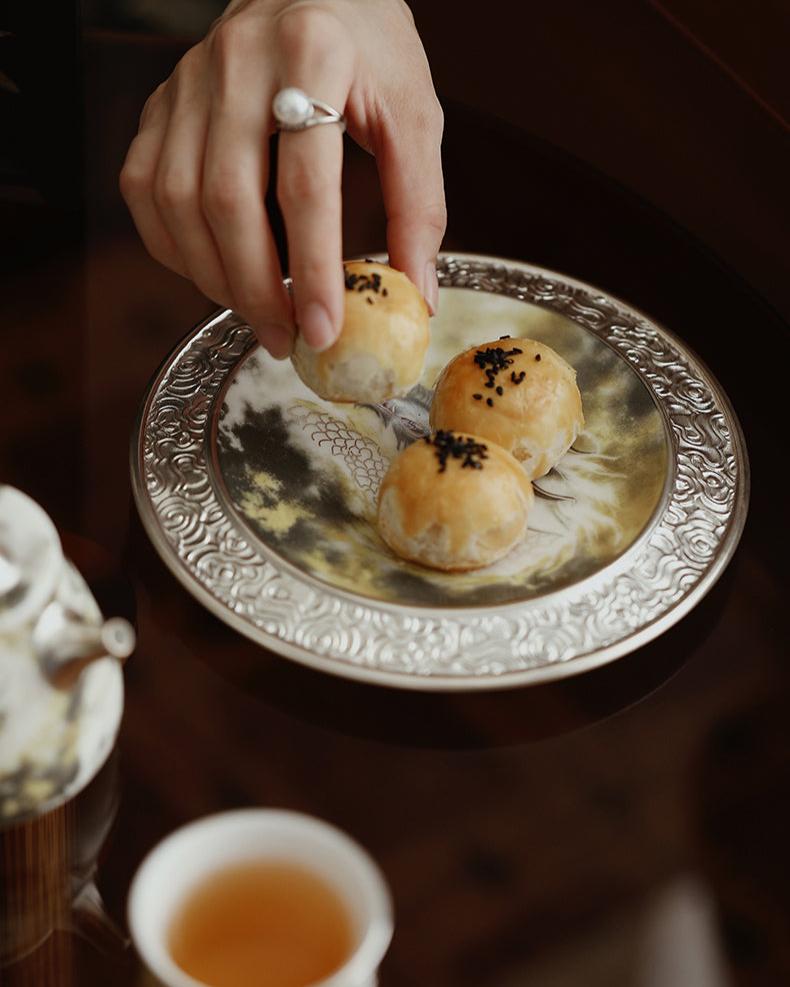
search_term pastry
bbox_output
[377,430,534,571]
[430,337,584,479]
[292,260,429,403]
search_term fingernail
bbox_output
[301,302,337,352]
[423,260,438,316]
[264,323,294,360]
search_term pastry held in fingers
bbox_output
[377,431,534,572]
[292,260,430,403]
[429,337,584,479]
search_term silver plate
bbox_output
[131,254,748,691]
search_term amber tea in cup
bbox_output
[167,860,354,987]
[128,810,393,987]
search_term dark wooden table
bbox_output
[2,9,789,987]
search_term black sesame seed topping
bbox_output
[366,296,373,305]
[344,265,385,295]
[382,288,388,297]
[535,353,541,361]
[472,342,526,401]
[473,393,482,400]
[473,344,523,375]
[427,430,489,472]
[499,334,511,339]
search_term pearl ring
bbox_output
[272,87,346,133]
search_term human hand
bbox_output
[120,0,446,359]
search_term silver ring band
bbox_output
[273,87,346,133]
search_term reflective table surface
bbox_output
[2,9,789,986]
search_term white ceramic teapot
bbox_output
[0,485,133,824]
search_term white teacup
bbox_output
[128,809,393,987]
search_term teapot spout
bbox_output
[33,607,135,691]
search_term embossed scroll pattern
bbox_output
[135,256,747,685]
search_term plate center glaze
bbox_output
[214,289,669,607]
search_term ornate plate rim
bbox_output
[130,253,750,691]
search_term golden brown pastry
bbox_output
[377,430,534,571]
[429,337,584,479]
[292,260,429,403]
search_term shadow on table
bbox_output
[132,506,738,751]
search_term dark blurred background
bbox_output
[3,0,788,308]
[3,1,790,298]
[1,4,789,986]
[2,0,788,538]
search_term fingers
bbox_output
[120,87,189,278]
[203,16,293,358]
[152,52,234,311]
[121,1,446,363]
[274,8,352,351]
[376,96,446,314]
